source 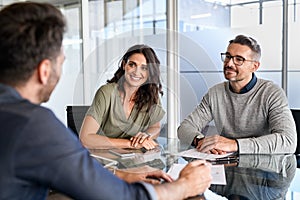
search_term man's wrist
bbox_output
[191,135,204,147]
[234,139,239,153]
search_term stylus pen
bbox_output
[207,156,238,164]
[215,156,238,162]
[103,162,117,168]
[212,158,238,163]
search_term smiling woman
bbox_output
[79,44,165,150]
[121,53,149,118]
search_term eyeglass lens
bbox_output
[221,53,245,66]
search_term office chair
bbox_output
[66,105,89,137]
[291,109,300,168]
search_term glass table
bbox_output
[89,137,300,200]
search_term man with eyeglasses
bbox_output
[178,35,297,154]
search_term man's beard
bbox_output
[39,68,59,103]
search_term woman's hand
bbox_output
[130,132,158,150]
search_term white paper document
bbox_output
[167,163,227,185]
[176,148,234,161]
[204,189,228,200]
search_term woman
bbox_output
[80,44,165,150]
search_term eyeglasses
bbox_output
[220,53,256,66]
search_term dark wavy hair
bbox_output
[107,44,163,112]
[0,2,66,86]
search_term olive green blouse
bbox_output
[86,83,165,139]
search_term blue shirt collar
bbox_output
[229,73,257,94]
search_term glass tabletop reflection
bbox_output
[88,137,300,200]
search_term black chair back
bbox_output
[291,109,300,155]
[66,105,89,137]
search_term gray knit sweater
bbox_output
[177,78,297,154]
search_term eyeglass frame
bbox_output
[220,53,257,66]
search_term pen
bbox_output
[103,162,117,168]
[215,156,238,162]
[207,156,239,165]
[209,159,238,165]
[90,154,118,167]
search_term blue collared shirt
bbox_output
[229,73,257,94]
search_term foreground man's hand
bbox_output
[116,165,173,184]
[154,160,212,200]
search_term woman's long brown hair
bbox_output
[107,44,163,113]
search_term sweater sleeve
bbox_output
[237,83,297,154]
[177,92,213,146]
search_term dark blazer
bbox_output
[0,84,154,200]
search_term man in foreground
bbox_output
[0,2,211,200]
[178,35,296,154]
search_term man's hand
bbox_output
[116,165,173,184]
[174,160,212,198]
[196,135,238,154]
[153,160,212,200]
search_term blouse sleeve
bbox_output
[86,85,111,126]
[148,100,165,126]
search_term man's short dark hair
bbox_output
[229,35,261,61]
[0,2,66,86]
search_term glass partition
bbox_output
[1,0,300,125]
[288,0,300,109]
[178,0,285,120]
[44,3,83,122]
